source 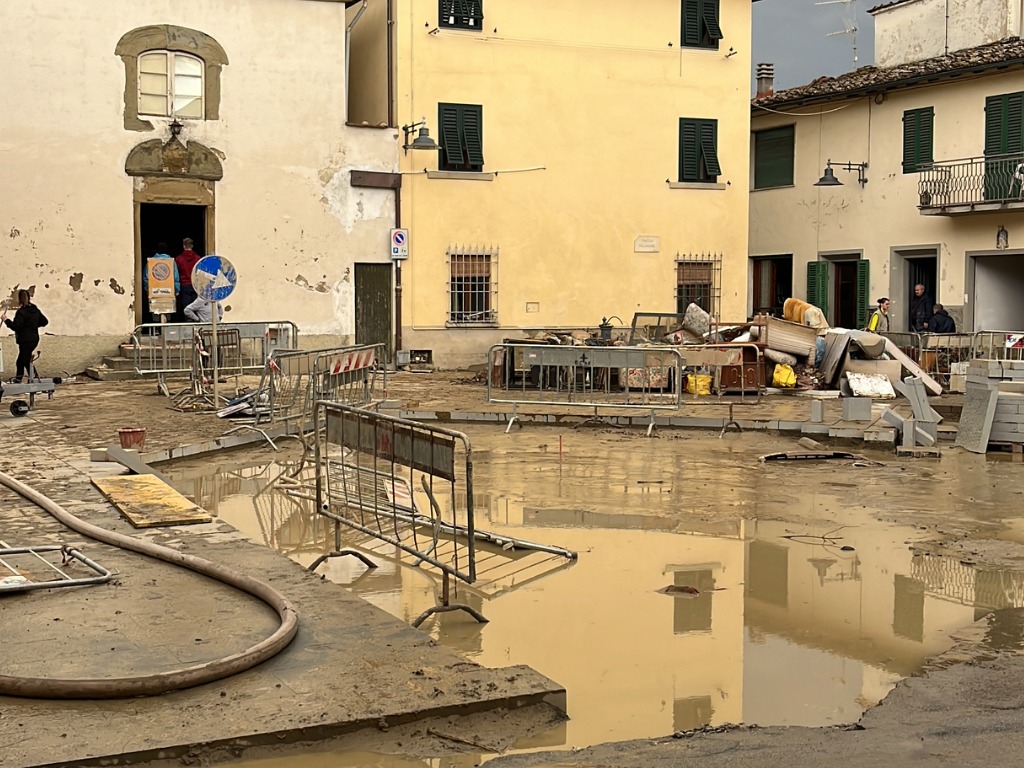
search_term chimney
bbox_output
[756,62,775,98]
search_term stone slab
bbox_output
[955,387,1000,454]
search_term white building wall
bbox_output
[0,0,396,372]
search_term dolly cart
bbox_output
[0,349,61,416]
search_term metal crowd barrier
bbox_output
[227,344,386,434]
[487,343,685,432]
[917,332,973,390]
[972,330,1024,363]
[131,320,299,387]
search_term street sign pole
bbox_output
[211,300,219,407]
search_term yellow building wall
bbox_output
[750,69,1024,332]
[393,0,753,365]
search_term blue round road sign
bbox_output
[192,255,237,302]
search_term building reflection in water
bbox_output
[167,458,1024,748]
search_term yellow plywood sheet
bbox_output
[91,474,212,528]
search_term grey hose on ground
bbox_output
[0,469,299,699]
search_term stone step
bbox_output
[101,355,138,372]
[85,365,142,382]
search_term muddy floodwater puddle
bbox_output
[165,426,1024,763]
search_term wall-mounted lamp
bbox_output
[814,160,868,187]
[401,118,439,154]
[169,117,184,139]
[997,225,1009,250]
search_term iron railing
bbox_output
[918,153,1024,210]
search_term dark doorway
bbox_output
[906,256,937,330]
[752,255,792,316]
[833,261,860,329]
[139,203,206,321]
[354,263,393,356]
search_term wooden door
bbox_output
[354,263,392,354]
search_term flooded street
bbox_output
[166,425,1024,764]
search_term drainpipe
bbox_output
[387,0,395,128]
[394,185,402,357]
[345,0,369,123]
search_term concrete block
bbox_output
[998,381,1024,393]
[801,423,832,436]
[89,447,112,462]
[915,421,938,445]
[811,400,825,423]
[864,427,898,444]
[830,426,865,439]
[881,408,907,429]
[842,397,873,422]
[902,419,918,448]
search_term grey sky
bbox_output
[751,0,877,92]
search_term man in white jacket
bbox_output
[183,296,224,323]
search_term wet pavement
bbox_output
[2,373,1024,768]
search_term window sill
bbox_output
[445,320,500,328]
[752,184,795,192]
[427,171,496,181]
[668,181,727,190]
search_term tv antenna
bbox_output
[816,0,859,68]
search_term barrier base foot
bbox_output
[719,404,742,439]
[308,549,379,572]
[412,602,489,628]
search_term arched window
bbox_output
[138,51,205,118]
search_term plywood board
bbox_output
[91,475,211,528]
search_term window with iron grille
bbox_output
[440,0,483,30]
[675,254,721,317]
[679,118,721,183]
[439,103,485,172]
[448,246,498,324]
[681,0,723,49]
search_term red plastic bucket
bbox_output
[117,428,147,451]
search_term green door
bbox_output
[354,263,393,355]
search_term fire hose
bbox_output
[0,470,299,699]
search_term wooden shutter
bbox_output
[679,119,699,181]
[754,126,794,188]
[1008,92,1024,153]
[699,120,721,178]
[462,105,484,166]
[985,95,1006,156]
[451,254,491,277]
[682,0,700,45]
[701,0,723,42]
[806,261,829,317]
[440,104,464,166]
[856,259,870,330]
[902,108,933,173]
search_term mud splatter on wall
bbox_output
[69,273,84,291]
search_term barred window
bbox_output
[448,246,498,324]
[440,0,483,29]
[676,253,722,317]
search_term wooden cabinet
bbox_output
[717,345,766,393]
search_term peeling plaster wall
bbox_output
[750,70,1024,333]
[1,0,397,364]
[874,0,1018,67]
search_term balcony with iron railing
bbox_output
[918,153,1024,215]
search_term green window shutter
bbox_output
[1008,93,1024,153]
[462,105,484,166]
[807,261,828,317]
[902,108,934,174]
[856,259,870,330]
[679,119,699,181]
[985,95,1006,156]
[753,126,794,188]
[439,104,464,166]
[682,0,701,46]
[701,0,723,42]
[699,120,721,178]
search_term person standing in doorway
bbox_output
[867,297,891,333]
[175,237,201,320]
[928,303,956,333]
[2,289,48,382]
[910,283,934,332]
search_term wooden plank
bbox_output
[91,475,212,528]
[882,338,942,395]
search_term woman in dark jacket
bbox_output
[3,290,48,382]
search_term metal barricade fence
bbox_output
[677,343,764,404]
[917,332,973,390]
[242,344,386,432]
[131,320,299,378]
[882,332,922,365]
[488,343,685,409]
[972,330,1024,363]
[314,402,485,626]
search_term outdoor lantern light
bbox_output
[997,225,1009,250]
[401,118,440,154]
[814,160,868,187]
[169,117,184,139]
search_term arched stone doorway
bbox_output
[126,138,223,323]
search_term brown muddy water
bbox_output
[165,426,1024,765]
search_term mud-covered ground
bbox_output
[8,372,1024,768]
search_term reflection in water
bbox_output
[164,429,1024,761]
